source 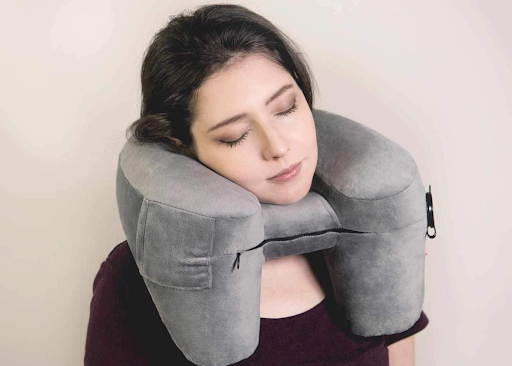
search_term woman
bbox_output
[85,4,428,365]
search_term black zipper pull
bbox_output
[233,252,241,270]
[426,185,436,239]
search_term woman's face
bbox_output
[190,55,318,205]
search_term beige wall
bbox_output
[1,1,510,364]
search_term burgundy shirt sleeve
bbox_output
[84,260,152,366]
[384,311,429,347]
[84,245,192,366]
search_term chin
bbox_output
[260,180,312,205]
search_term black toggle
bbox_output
[426,185,436,239]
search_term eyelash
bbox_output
[221,102,299,148]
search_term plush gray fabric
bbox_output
[115,109,428,366]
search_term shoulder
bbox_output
[92,241,144,297]
[104,241,139,279]
[105,241,133,267]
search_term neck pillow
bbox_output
[116,109,435,366]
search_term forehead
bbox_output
[195,56,293,110]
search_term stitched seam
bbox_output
[141,199,149,267]
[208,218,215,288]
[139,270,211,290]
[145,197,260,220]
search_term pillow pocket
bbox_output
[136,198,214,290]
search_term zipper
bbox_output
[234,186,436,268]
[232,227,370,271]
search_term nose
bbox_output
[261,126,289,161]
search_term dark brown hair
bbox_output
[126,3,317,159]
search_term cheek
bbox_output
[216,155,259,187]
[297,114,317,147]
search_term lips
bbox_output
[269,161,301,180]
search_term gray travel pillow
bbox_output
[116,108,432,366]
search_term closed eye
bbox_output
[220,101,299,148]
[275,100,298,117]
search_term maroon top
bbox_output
[85,241,429,365]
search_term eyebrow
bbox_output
[206,83,294,133]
